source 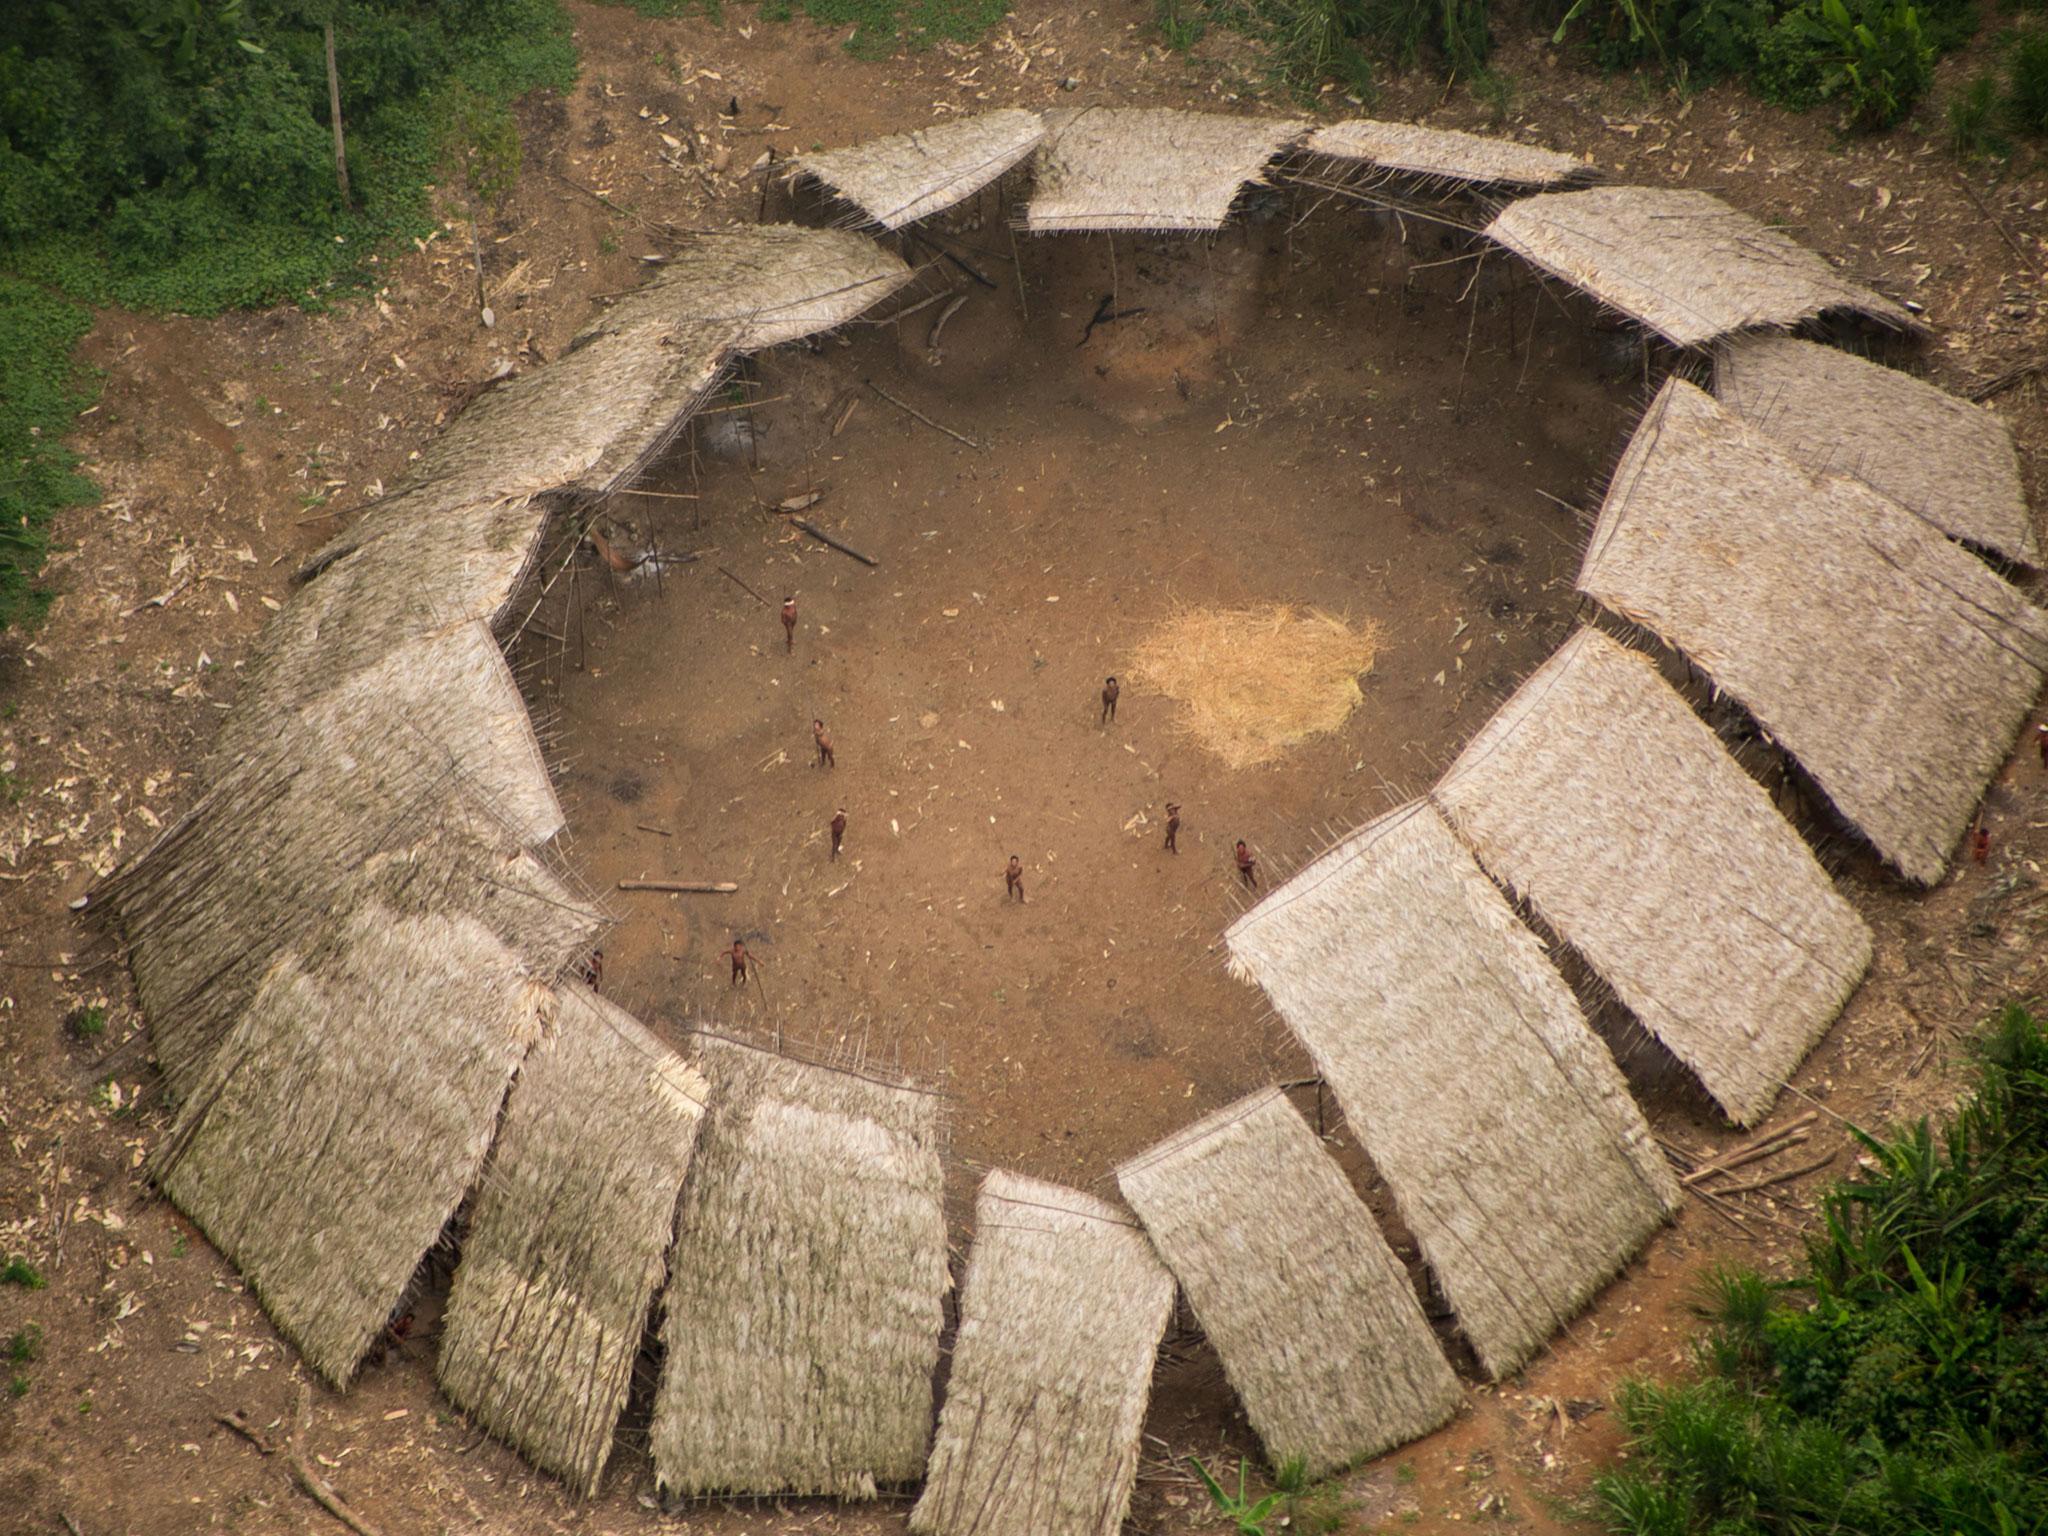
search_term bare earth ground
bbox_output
[2,3,2046,1533]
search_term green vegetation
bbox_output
[65,1004,108,1041]
[5,1324,42,1365]
[1190,1455,1289,1535]
[1593,1003,2048,1536]
[0,2,579,636]
[1,0,577,314]
[0,279,97,633]
[0,1256,46,1290]
[603,0,1009,58]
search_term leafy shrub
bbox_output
[1593,1004,2048,1536]
[0,1256,46,1290]
[1758,0,1934,127]
[1950,73,2008,153]
[0,0,578,315]
[2008,25,2048,132]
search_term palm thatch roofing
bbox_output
[1305,119,1589,187]
[99,727,600,1097]
[648,1034,948,1500]
[1714,334,2038,564]
[303,224,911,582]
[910,1172,1175,1536]
[793,109,1046,229]
[1483,186,1918,347]
[1433,628,1872,1127]
[212,617,561,847]
[1024,108,1302,232]
[438,989,709,1495]
[1580,378,2048,885]
[1223,801,1677,1379]
[1115,1088,1462,1472]
[151,902,553,1387]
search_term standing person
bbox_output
[729,937,749,987]
[781,595,798,652]
[1234,839,1258,890]
[813,718,835,769]
[2037,722,2047,770]
[1973,823,1992,864]
[829,807,847,860]
[1163,802,1181,855]
[1005,854,1025,903]
[583,948,605,993]
[1100,675,1120,726]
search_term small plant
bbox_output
[7,1375,28,1399]
[1470,66,1517,123]
[0,1257,46,1290]
[598,232,619,256]
[2008,26,2048,134]
[65,1004,107,1041]
[1159,0,1209,50]
[5,1325,42,1364]
[1189,1456,1285,1536]
[1948,74,2006,154]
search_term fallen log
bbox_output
[618,879,738,894]
[788,517,878,568]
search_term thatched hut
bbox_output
[648,1035,948,1500]
[438,989,709,1495]
[152,902,554,1386]
[98,735,600,1096]
[1305,120,1588,187]
[211,617,562,848]
[793,110,1046,229]
[910,1171,1175,1536]
[1580,378,2048,885]
[1115,1088,1463,1471]
[1025,108,1302,232]
[1483,186,1917,347]
[1223,802,1677,1379]
[1714,333,2038,565]
[1433,628,1872,1127]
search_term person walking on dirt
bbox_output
[1005,855,1025,903]
[583,948,604,993]
[830,808,847,860]
[2038,722,2047,770]
[1973,823,1992,864]
[1100,675,1120,726]
[730,937,750,987]
[1164,803,1181,855]
[1235,839,1258,890]
[782,595,798,652]
[813,718,835,769]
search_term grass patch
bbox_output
[1592,1002,2048,1535]
[5,1325,42,1365]
[599,0,1010,57]
[0,279,98,633]
[0,1256,46,1290]
[64,1004,108,1042]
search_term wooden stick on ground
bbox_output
[865,379,984,451]
[218,1385,386,1536]
[788,517,878,568]
[636,822,674,837]
[1715,1149,1836,1197]
[618,879,739,894]
[1680,1113,1817,1187]
[715,565,770,606]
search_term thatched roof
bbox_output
[152,902,553,1386]
[1115,1088,1462,1471]
[910,1172,1174,1536]
[438,989,708,1495]
[1714,334,2038,564]
[1223,802,1677,1379]
[648,1035,948,1499]
[1433,628,1872,1127]
[304,224,911,581]
[794,109,1045,229]
[100,742,600,1097]
[1025,108,1301,232]
[213,616,561,848]
[1305,119,1588,187]
[1483,186,1918,347]
[1581,378,2048,885]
